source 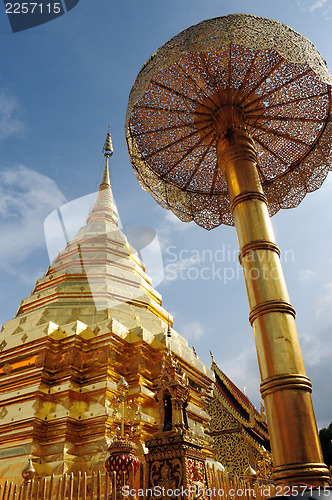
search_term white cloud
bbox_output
[180,320,206,342]
[156,210,195,249]
[298,0,332,17]
[309,0,328,11]
[0,165,66,271]
[0,91,24,140]
[217,347,261,410]
[299,269,316,284]
[296,282,332,368]
[321,171,332,191]
[314,282,332,329]
[163,210,195,229]
[156,210,200,285]
[163,255,200,284]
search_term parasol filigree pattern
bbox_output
[126,14,332,229]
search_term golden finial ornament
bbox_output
[166,316,172,351]
[22,457,36,482]
[244,464,257,486]
[167,319,171,338]
[103,124,113,158]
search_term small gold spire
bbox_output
[167,320,171,338]
[100,125,113,188]
[86,125,118,225]
[166,316,172,352]
[101,162,111,187]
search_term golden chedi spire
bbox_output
[87,125,118,225]
[101,124,113,187]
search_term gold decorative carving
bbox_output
[150,458,182,490]
[0,407,8,419]
[207,394,272,478]
[35,352,46,368]
[3,363,13,375]
[0,340,7,352]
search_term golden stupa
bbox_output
[0,130,216,484]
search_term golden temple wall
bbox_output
[0,311,213,484]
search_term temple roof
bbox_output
[211,360,270,450]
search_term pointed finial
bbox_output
[103,125,113,158]
[86,125,118,226]
[244,464,257,477]
[22,457,36,482]
[209,349,215,364]
[192,345,197,358]
[166,316,172,352]
[117,376,129,392]
[167,320,171,338]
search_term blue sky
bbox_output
[1,0,332,430]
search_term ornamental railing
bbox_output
[0,471,114,500]
[0,465,275,500]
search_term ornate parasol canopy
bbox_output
[126,14,332,229]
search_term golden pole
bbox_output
[117,376,129,439]
[215,107,330,486]
[126,13,332,488]
[121,399,124,438]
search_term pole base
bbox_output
[272,462,331,486]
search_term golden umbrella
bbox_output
[126,14,332,486]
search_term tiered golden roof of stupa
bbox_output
[14,161,167,331]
